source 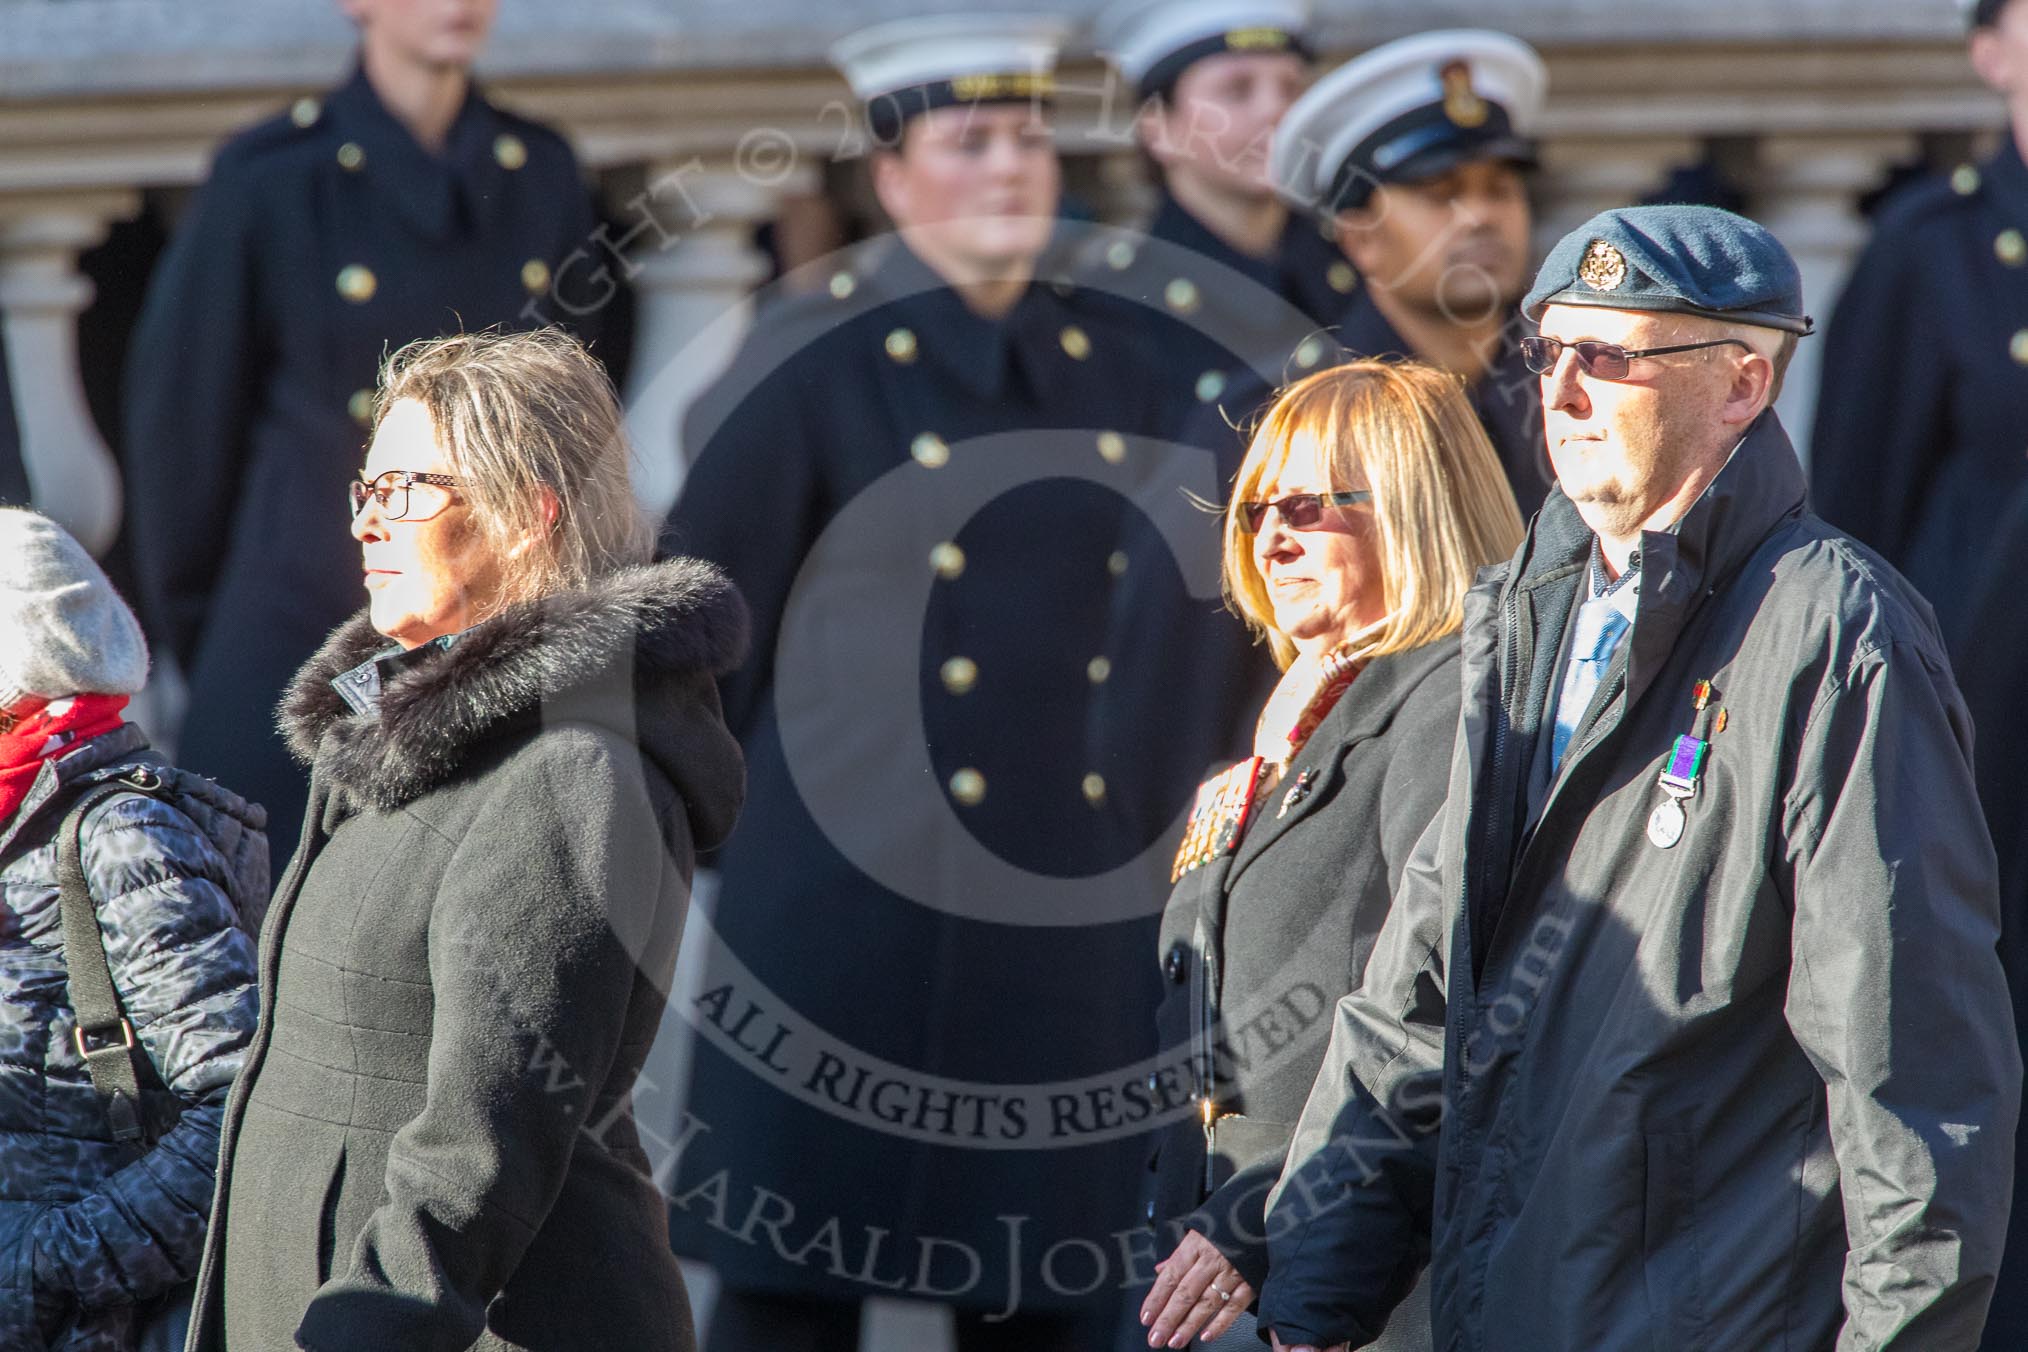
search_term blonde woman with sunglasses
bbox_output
[1138,359,1521,1350]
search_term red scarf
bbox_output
[0,694,130,827]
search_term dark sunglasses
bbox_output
[1238,490,1373,533]
[348,470,467,522]
[1518,335,1752,381]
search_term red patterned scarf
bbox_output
[0,694,130,827]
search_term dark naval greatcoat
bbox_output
[1812,138,2028,649]
[122,64,605,847]
[660,236,1188,1316]
[1073,196,1360,851]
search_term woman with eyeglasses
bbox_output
[183,328,747,1352]
[1137,360,1522,1351]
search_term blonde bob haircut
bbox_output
[372,328,655,609]
[1223,359,1527,670]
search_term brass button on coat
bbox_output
[1328,261,1358,294]
[911,433,950,468]
[1082,773,1107,806]
[1086,656,1112,684]
[1107,550,1129,578]
[290,97,321,128]
[1106,240,1137,270]
[336,142,365,171]
[346,388,375,425]
[950,768,986,806]
[886,328,918,363]
[1096,431,1127,465]
[521,258,553,294]
[335,264,377,304]
[494,133,529,170]
[1164,279,1200,313]
[2012,329,2028,366]
[929,541,966,579]
[1998,230,2026,268]
[1060,326,1092,360]
[1952,163,1982,196]
[1195,370,1227,403]
[940,657,979,695]
[829,271,857,299]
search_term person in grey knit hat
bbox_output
[0,507,264,1352]
[0,507,150,714]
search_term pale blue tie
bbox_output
[1551,606,1631,773]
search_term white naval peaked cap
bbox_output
[1092,0,1313,95]
[1270,28,1546,213]
[829,13,1072,104]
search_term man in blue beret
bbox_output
[1255,204,2019,1352]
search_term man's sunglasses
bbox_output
[1518,335,1751,381]
[1238,490,1373,533]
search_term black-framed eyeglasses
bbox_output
[348,470,467,522]
[1238,490,1373,533]
[1518,335,1753,381]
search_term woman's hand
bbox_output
[1139,1228,1254,1347]
[1268,1333,1350,1352]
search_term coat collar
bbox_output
[1225,638,1458,887]
[862,238,1078,404]
[324,61,510,242]
[1496,407,1806,719]
[280,558,749,824]
[1986,132,2028,225]
[1147,190,1280,295]
[0,723,148,857]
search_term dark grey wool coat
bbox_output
[183,559,747,1352]
[1259,412,2021,1352]
[1146,641,1458,1349]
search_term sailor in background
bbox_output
[1097,30,1556,861]
[1246,28,1551,515]
[1081,0,1356,857]
[1912,5,2028,1348]
[1087,0,1349,421]
[662,16,1178,1349]
[1813,0,2028,654]
[122,0,607,850]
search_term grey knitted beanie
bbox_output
[0,509,149,710]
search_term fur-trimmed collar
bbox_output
[281,558,748,815]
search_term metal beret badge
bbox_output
[1578,239,1628,291]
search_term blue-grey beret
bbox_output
[1523,205,1813,336]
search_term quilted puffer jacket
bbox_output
[0,723,263,1350]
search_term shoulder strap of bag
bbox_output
[56,768,168,1144]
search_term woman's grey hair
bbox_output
[372,328,655,607]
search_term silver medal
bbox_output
[1647,796,1686,849]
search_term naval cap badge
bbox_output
[1579,239,1629,292]
[1440,60,1489,129]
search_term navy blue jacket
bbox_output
[121,63,605,849]
[0,725,263,1350]
[1812,138,2028,649]
[660,235,1181,1312]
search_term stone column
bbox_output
[1748,133,1917,469]
[0,190,136,555]
[1530,134,1705,264]
[611,158,795,520]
